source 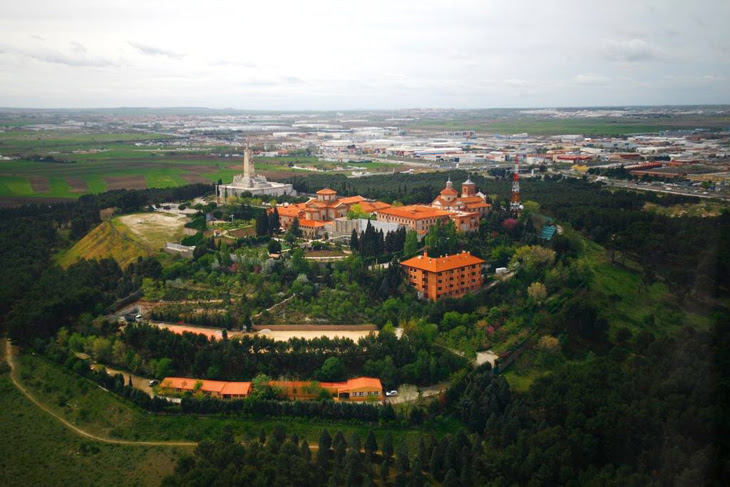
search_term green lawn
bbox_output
[0,364,187,486]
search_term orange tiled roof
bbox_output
[465,202,490,209]
[270,377,383,393]
[401,251,484,273]
[440,187,458,195]
[359,201,391,213]
[161,377,251,396]
[316,188,337,195]
[278,204,305,217]
[377,205,453,220]
[299,219,328,228]
[338,195,367,205]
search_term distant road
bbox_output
[608,180,730,201]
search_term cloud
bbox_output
[602,38,669,62]
[0,44,117,67]
[572,74,610,85]
[69,42,87,54]
[128,42,183,59]
[505,78,529,87]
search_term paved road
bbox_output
[4,339,196,448]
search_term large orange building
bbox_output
[431,178,491,216]
[277,189,390,238]
[401,251,485,300]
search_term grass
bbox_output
[0,131,402,201]
[56,213,186,268]
[581,239,713,337]
[13,350,458,453]
[0,363,187,486]
[412,115,730,136]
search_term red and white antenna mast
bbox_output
[510,154,521,215]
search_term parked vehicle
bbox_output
[385,390,398,397]
[149,380,159,387]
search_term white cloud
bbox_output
[128,42,183,60]
[602,39,670,63]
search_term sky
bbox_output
[0,0,728,109]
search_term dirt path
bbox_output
[4,339,196,448]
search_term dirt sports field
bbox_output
[152,322,376,342]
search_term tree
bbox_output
[365,430,378,458]
[255,212,269,236]
[404,230,419,257]
[527,281,548,304]
[267,239,282,254]
[268,208,280,232]
[350,229,359,252]
[382,433,394,461]
[317,357,346,382]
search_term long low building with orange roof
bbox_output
[401,251,485,300]
[160,376,383,402]
[160,377,251,399]
[270,377,383,402]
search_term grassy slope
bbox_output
[0,358,186,487]
[13,351,457,452]
[504,237,712,393]
[56,214,184,268]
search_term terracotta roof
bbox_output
[440,187,458,195]
[161,377,251,396]
[377,205,453,220]
[338,195,367,205]
[277,204,305,217]
[401,251,484,273]
[316,188,337,195]
[298,219,328,228]
[359,201,391,212]
[337,377,383,391]
[466,202,490,209]
[270,377,383,393]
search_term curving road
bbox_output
[4,339,196,447]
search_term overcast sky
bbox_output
[1,0,728,109]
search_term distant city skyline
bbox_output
[1,0,728,109]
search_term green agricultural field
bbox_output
[12,350,457,453]
[0,131,404,203]
[0,358,187,486]
[413,115,730,135]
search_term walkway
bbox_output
[4,339,196,447]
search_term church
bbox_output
[216,147,295,200]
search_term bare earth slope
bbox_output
[57,213,187,268]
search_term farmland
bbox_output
[0,129,405,205]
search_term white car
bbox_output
[385,390,398,397]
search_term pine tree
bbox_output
[255,212,269,236]
[396,441,410,474]
[350,229,359,251]
[382,433,394,460]
[365,429,378,459]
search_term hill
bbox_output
[56,213,187,268]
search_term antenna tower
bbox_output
[510,154,521,215]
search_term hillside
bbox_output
[56,213,187,268]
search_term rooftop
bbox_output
[377,205,454,220]
[401,251,485,273]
